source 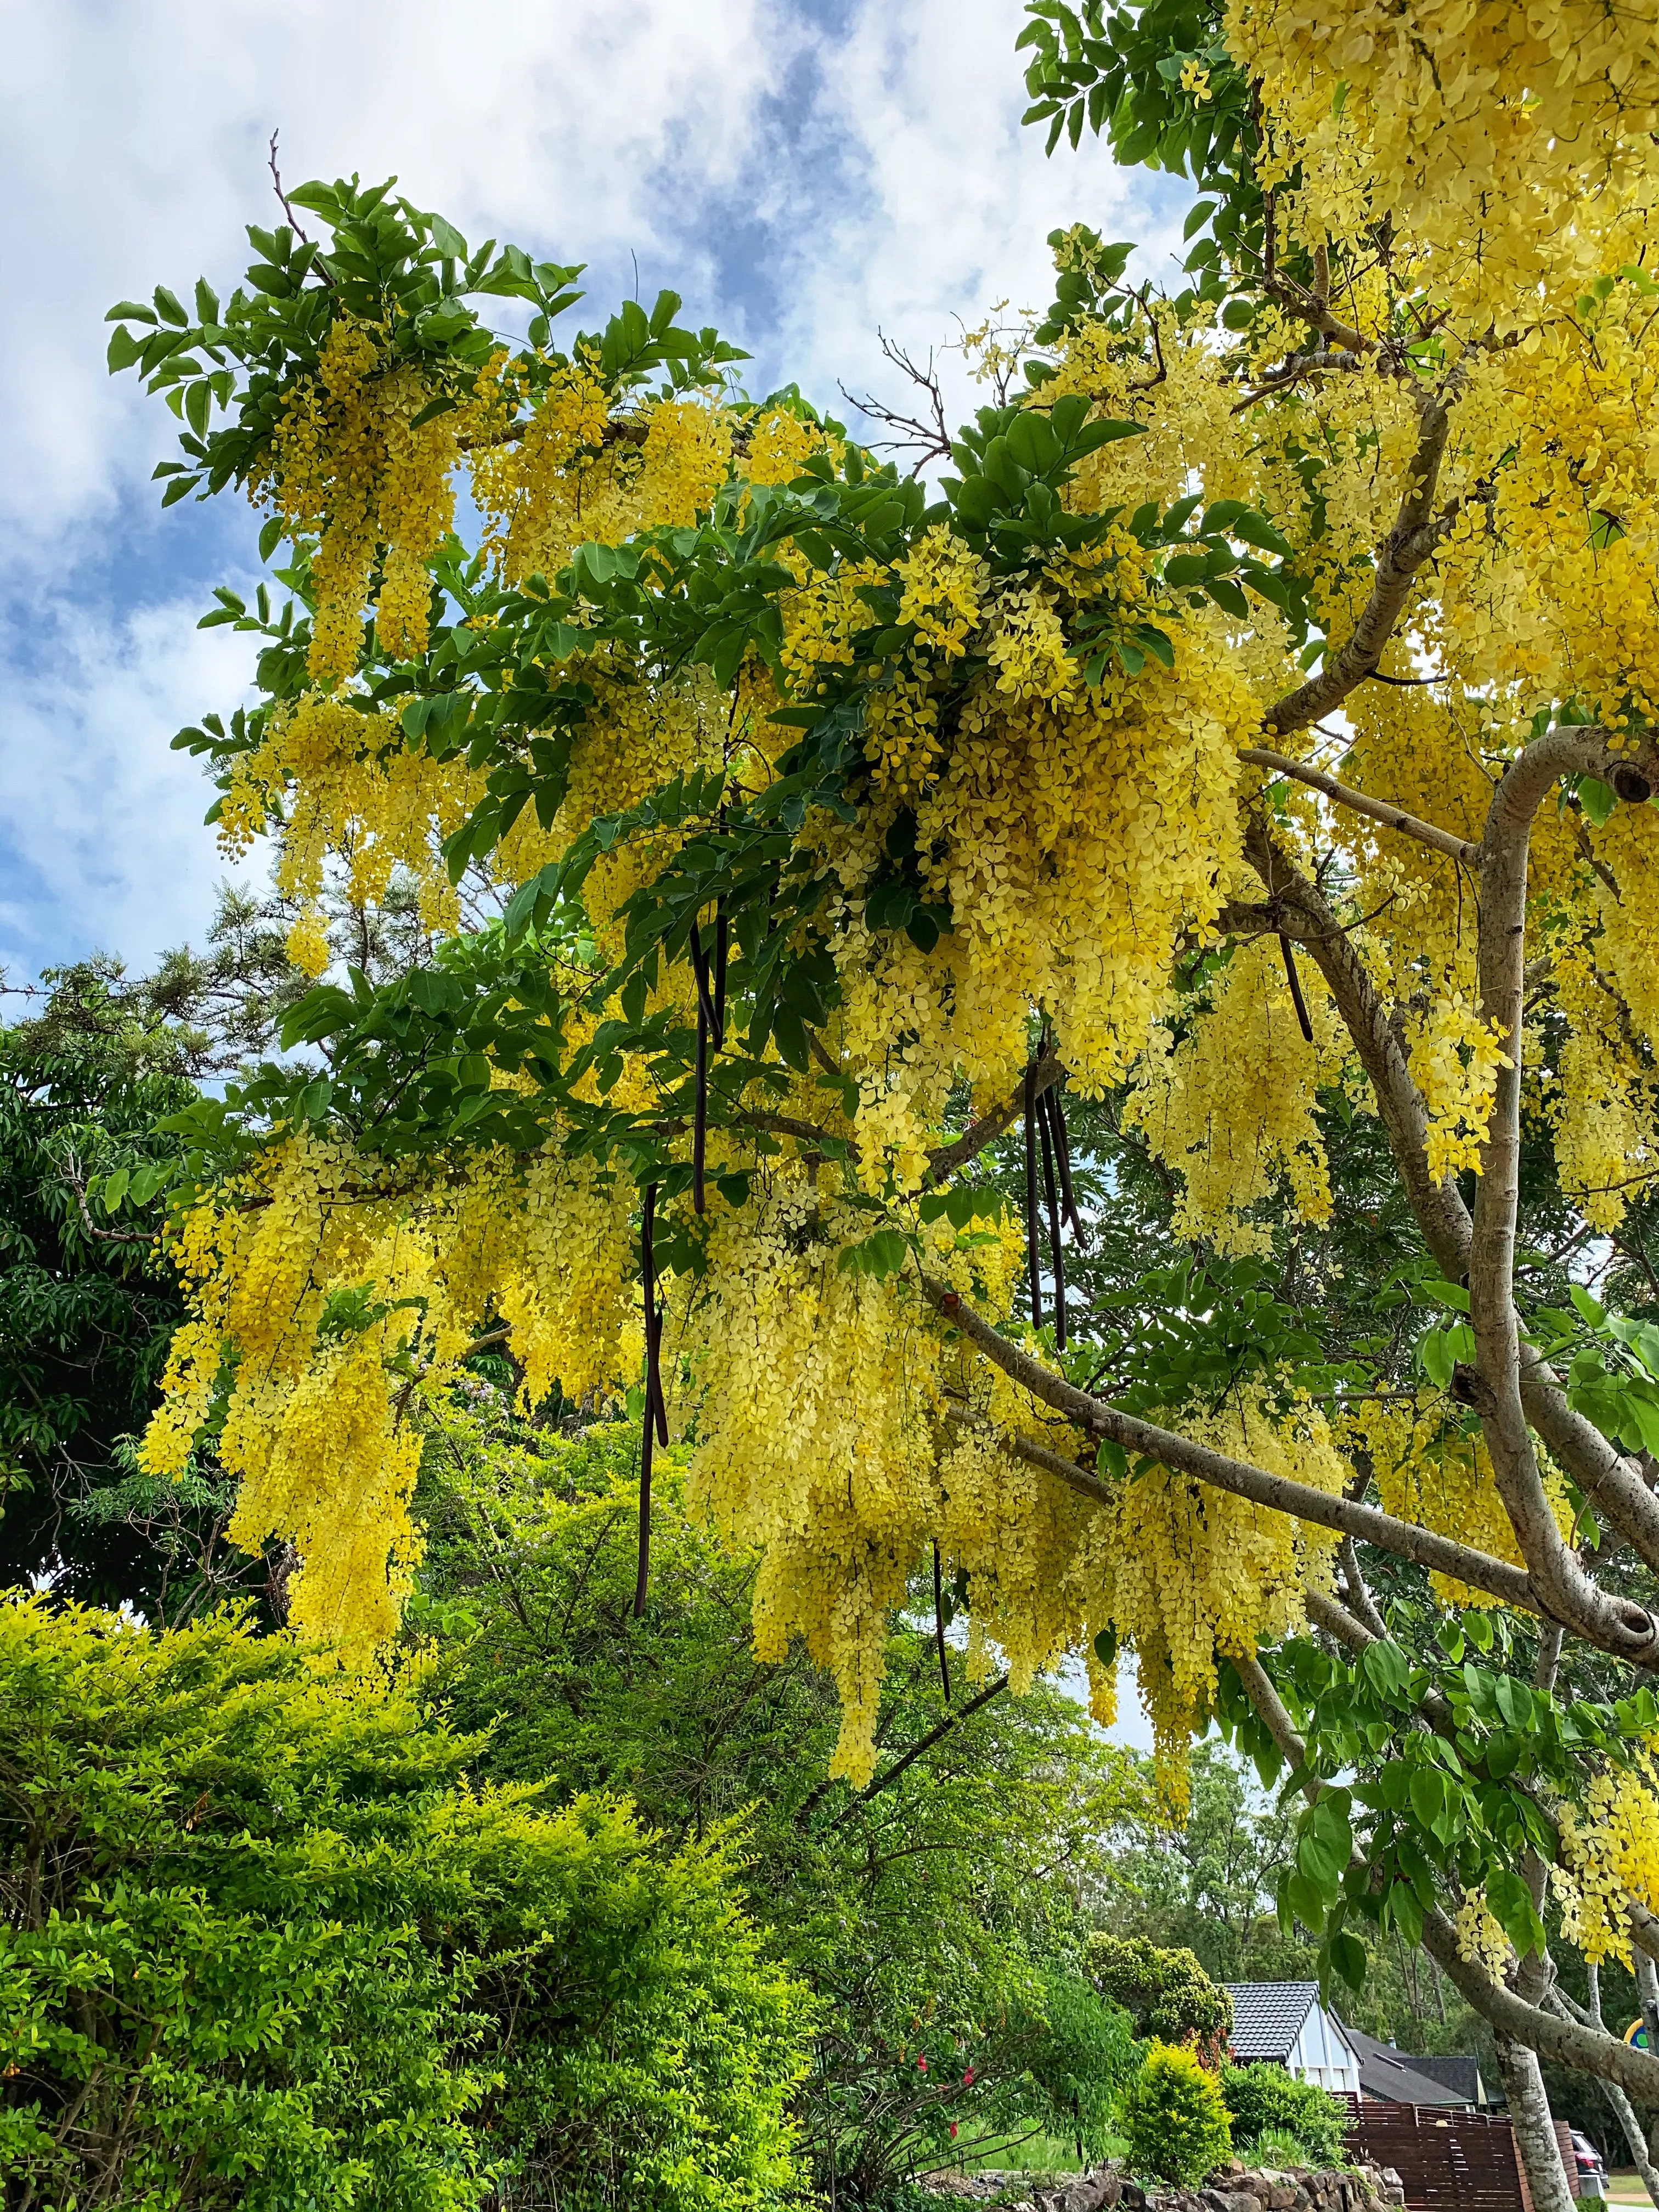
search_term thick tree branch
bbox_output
[1244,782,1659,1592]
[921,1274,1540,1611]
[1470,728,1659,1651]
[1263,380,1462,738]
[1244,815,1474,1274]
[926,1049,1063,1184]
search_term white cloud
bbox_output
[0,0,787,552]
[0,592,261,979]
[759,0,1189,418]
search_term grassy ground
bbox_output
[1606,2174,1652,2207]
[957,2131,1130,2177]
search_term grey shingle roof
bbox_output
[1342,2023,1480,2108]
[1224,1982,1321,2062]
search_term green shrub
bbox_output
[1123,2040,1233,2186]
[992,1965,1142,2165]
[0,1595,810,2210]
[1086,1934,1234,2049]
[1221,2062,1347,2165]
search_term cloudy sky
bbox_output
[0,0,1189,990]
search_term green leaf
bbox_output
[1578,775,1617,828]
[772,1005,811,1074]
[1569,1283,1607,1329]
[1328,1928,1368,1992]
[1286,1870,1326,1929]
[1296,1831,1343,1901]
[1203,577,1250,618]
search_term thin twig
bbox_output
[267,131,313,246]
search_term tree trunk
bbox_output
[1495,2036,1574,2212]
[1596,2078,1658,2205]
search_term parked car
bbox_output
[1568,2129,1608,2199]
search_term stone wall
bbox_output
[1027,2158,1406,2212]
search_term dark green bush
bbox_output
[1220,2061,1347,2164]
[0,1596,810,2210]
[1123,2039,1233,2185]
[1086,1933,1234,2047]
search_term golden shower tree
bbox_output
[106,0,1659,2132]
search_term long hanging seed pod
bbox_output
[635,1183,666,1618]
[1038,1096,1068,1350]
[1040,1080,1084,1242]
[1279,932,1315,1045]
[689,917,723,1049]
[692,1001,709,1216]
[689,915,724,1217]
[1023,1056,1043,1330]
[932,1541,952,1705]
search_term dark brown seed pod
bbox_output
[1023,1057,1043,1331]
[1039,1094,1067,1350]
[693,1003,709,1216]
[689,918,723,1050]
[1613,766,1654,805]
[635,1183,665,1617]
[1279,932,1316,1045]
[1040,1080,1084,1242]
[932,1541,952,1705]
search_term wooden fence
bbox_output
[1342,2100,1530,2212]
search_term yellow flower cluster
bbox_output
[1126,935,1345,1254]
[140,1131,636,1654]
[684,1180,949,1785]
[1085,1392,1346,1810]
[1353,1399,1574,1607]
[1407,993,1513,1183]
[1553,1765,1659,1966]
[1228,0,1659,318]
[263,319,460,685]
[214,693,479,968]
[1454,1893,1515,1979]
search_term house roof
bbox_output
[1224,1982,1324,2062]
[1342,2023,1478,2107]
[1408,2053,1484,2106]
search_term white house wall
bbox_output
[1289,2007,1361,2093]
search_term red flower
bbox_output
[963,2067,975,2085]
[950,2122,960,2140]
[917,2055,928,2072]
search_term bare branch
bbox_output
[840,331,954,475]
[1242,746,1480,866]
[62,1168,152,1248]
[267,131,317,253]
[825,1673,1010,1824]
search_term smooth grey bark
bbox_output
[1493,2037,1574,2212]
